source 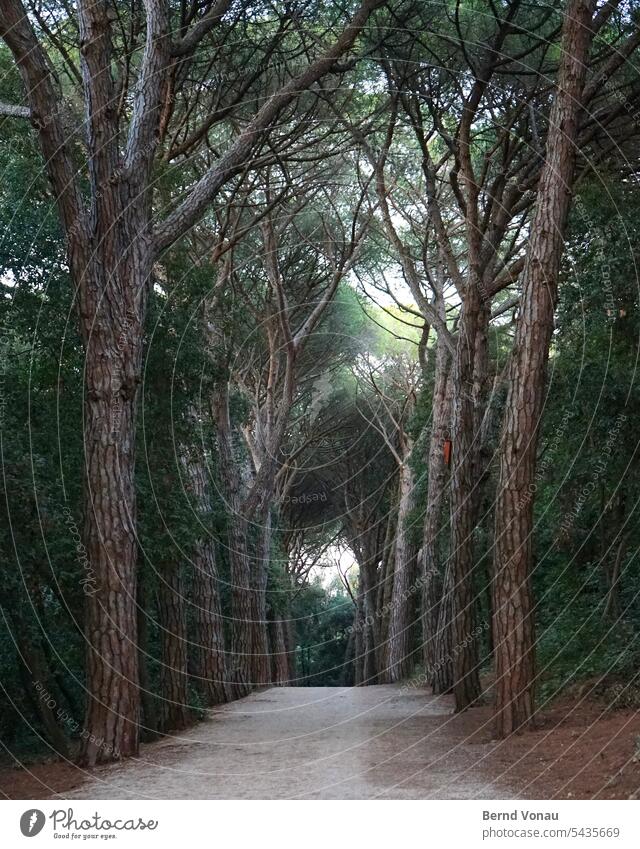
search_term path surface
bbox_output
[66,685,514,799]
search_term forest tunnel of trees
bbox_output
[1,0,640,769]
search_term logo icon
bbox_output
[20,809,45,837]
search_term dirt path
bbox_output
[59,685,513,800]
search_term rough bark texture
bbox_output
[421,335,452,674]
[0,0,385,764]
[360,555,380,684]
[191,539,229,705]
[384,448,418,683]
[432,563,455,694]
[375,507,397,673]
[448,281,485,709]
[158,566,191,732]
[185,448,228,705]
[251,513,273,685]
[269,619,290,685]
[137,581,160,741]
[492,0,596,737]
[213,382,253,695]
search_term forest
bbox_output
[0,0,640,800]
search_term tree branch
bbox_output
[153,0,387,253]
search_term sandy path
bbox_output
[63,685,514,799]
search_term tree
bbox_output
[0,0,387,763]
[491,0,597,736]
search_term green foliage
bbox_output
[291,576,354,686]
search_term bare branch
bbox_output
[154,0,387,253]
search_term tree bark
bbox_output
[432,563,455,694]
[384,448,418,683]
[81,304,144,764]
[184,446,229,705]
[250,511,273,685]
[360,553,380,684]
[212,381,253,696]
[448,281,486,709]
[269,619,290,685]
[137,580,160,741]
[158,566,191,732]
[192,539,229,705]
[375,506,397,673]
[492,0,596,737]
[1,0,384,764]
[421,335,452,675]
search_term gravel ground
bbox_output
[5,685,636,800]
[60,685,514,800]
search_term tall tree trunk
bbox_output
[360,555,379,684]
[421,336,452,675]
[137,580,160,741]
[192,540,228,705]
[353,589,366,685]
[385,450,418,683]
[250,512,272,685]
[492,0,595,737]
[448,282,486,709]
[269,619,290,685]
[184,446,228,705]
[343,623,356,686]
[284,615,297,683]
[375,506,397,673]
[432,563,455,693]
[212,382,253,696]
[158,565,191,732]
[80,273,146,764]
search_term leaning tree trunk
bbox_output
[158,565,191,732]
[385,448,418,683]
[421,335,452,675]
[492,0,595,737]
